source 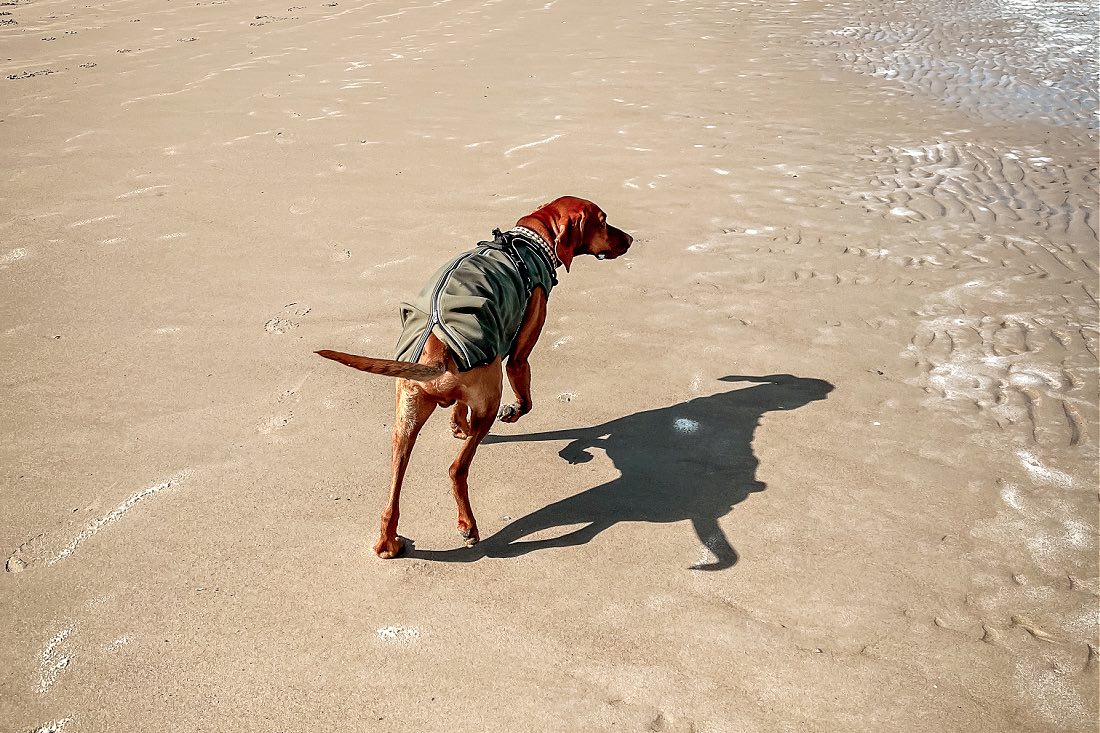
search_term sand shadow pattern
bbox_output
[409,375,834,570]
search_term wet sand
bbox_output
[1,1,1097,731]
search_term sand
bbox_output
[1,0,1097,731]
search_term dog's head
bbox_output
[520,196,633,271]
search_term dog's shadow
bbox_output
[408,374,833,570]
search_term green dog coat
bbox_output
[394,230,558,371]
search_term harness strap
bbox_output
[485,228,537,294]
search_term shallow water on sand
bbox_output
[813,0,1099,129]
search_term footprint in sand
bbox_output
[6,530,46,573]
[258,374,311,434]
[264,303,311,334]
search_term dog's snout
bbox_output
[618,229,634,255]
[610,225,633,254]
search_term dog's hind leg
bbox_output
[448,384,501,547]
[375,380,436,558]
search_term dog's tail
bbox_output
[315,350,446,382]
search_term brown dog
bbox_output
[317,196,633,558]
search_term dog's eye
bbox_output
[597,253,606,260]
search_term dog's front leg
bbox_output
[500,286,548,423]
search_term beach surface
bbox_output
[1,1,1097,731]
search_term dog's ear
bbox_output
[552,205,584,272]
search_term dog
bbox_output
[317,196,633,558]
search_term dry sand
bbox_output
[1,0,1097,731]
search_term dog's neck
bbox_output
[509,224,562,270]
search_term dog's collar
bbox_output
[508,226,562,270]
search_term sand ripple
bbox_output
[847,140,1098,240]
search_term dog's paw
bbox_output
[373,535,405,559]
[450,406,471,438]
[498,402,529,423]
[459,525,480,547]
